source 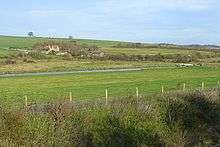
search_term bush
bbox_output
[0,89,219,146]
[160,89,220,146]
[172,54,194,63]
[3,59,17,64]
[27,51,47,60]
[33,41,102,58]
[23,58,36,63]
[0,107,24,146]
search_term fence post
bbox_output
[105,89,108,106]
[183,83,186,91]
[25,95,28,107]
[161,86,164,93]
[202,82,205,90]
[218,81,220,87]
[69,92,73,102]
[136,87,139,99]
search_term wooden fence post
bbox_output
[202,82,205,90]
[218,81,220,87]
[69,92,73,102]
[105,89,108,106]
[183,83,186,91]
[25,95,28,107]
[161,86,164,93]
[136,87,139,99]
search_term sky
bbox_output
[0,0,220,45]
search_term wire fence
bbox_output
[21,81,220,108]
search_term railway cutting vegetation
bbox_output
[0,35,220,146]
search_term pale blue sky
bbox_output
[0,0,220,44]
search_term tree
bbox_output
[28,32,34,37]
[68,36,73,40]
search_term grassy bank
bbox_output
[0,88,219,146]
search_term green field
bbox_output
[0,35,216,57]
[0,66,219,106]
[0,48,16,58]
[0,35,117,49]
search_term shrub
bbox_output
[0,107,24,146]
[172,54,194,63]
[3,59,17,64]
[160,89,220,146]
[23,58,36,63]
[0,89,219,146]
[27,51,47,59]
[33,41,102,58]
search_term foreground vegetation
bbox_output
[0,88,219,147]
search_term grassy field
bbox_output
[0,35,117,49]
[0,35,216,56]
[101,47,215,56]
[0,58,174,74]
[0,66,219,106]
[0,48,16,58]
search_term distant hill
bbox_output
[158,43,220,50]
[183,44,220,50]
[0,35,220,51]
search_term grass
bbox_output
[0,35,118,49]
[0,66,219,106]
[101,47,215,56]
[0,48,17,58]
[0,35,216,57]
[0,58,174,74]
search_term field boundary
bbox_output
[19,82,220,107]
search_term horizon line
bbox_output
[0,34,219,46]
